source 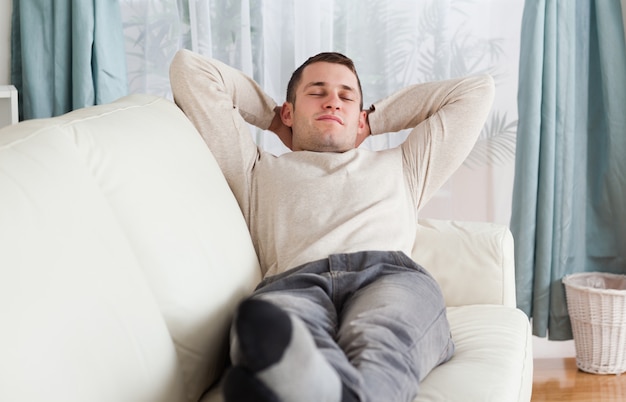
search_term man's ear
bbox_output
[357,110,367,131]
[355,110,370,147]
[280,102,294,127]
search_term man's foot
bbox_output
[223,366,280,402]
[235,298,293,371]
[224,298,343,402]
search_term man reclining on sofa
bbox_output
[169,49,494,402]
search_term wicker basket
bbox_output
[563,272,626,375]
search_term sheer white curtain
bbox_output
[119,0,524,225]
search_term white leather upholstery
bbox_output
[0,95,531,402]
[416,306,532,402]
[0,95,261,402]
[412,219,516,307]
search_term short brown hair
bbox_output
[286,52,363,110]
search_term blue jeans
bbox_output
[244,250,454,402]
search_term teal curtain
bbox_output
[11,0,128,120]
[511,0,626,340]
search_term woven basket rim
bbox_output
[563,272,626,294]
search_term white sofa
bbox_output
[0,95,532,402]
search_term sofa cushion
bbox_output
[0,95,262,402]
[64,95,262,400]
[413,219,516,307]
[416,305,533,402]
[0,118,187,402]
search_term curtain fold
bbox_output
[11,0,128,120]
[511,0,626,340]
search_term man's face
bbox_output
[281,62,366,152]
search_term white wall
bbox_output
[0,1,11,84]
[533,337,575,359]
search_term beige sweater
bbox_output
[170,50,495,278]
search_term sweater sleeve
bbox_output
[169,49,278,220]
[367,75,495,210]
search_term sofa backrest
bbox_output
[0,95,261,402]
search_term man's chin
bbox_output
[292,131,356,153]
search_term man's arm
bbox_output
[367,75,495,209]
[169,50,280,218]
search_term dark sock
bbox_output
[227,297,342,402]
[235,298,293,372]
[223,366,280,402]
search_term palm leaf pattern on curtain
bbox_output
[384,0,517,168]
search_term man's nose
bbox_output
[323,94,341,109]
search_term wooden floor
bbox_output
[532,358,626,401]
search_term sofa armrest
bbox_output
[411,219,516,308]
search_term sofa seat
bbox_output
[416,305,532,401]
